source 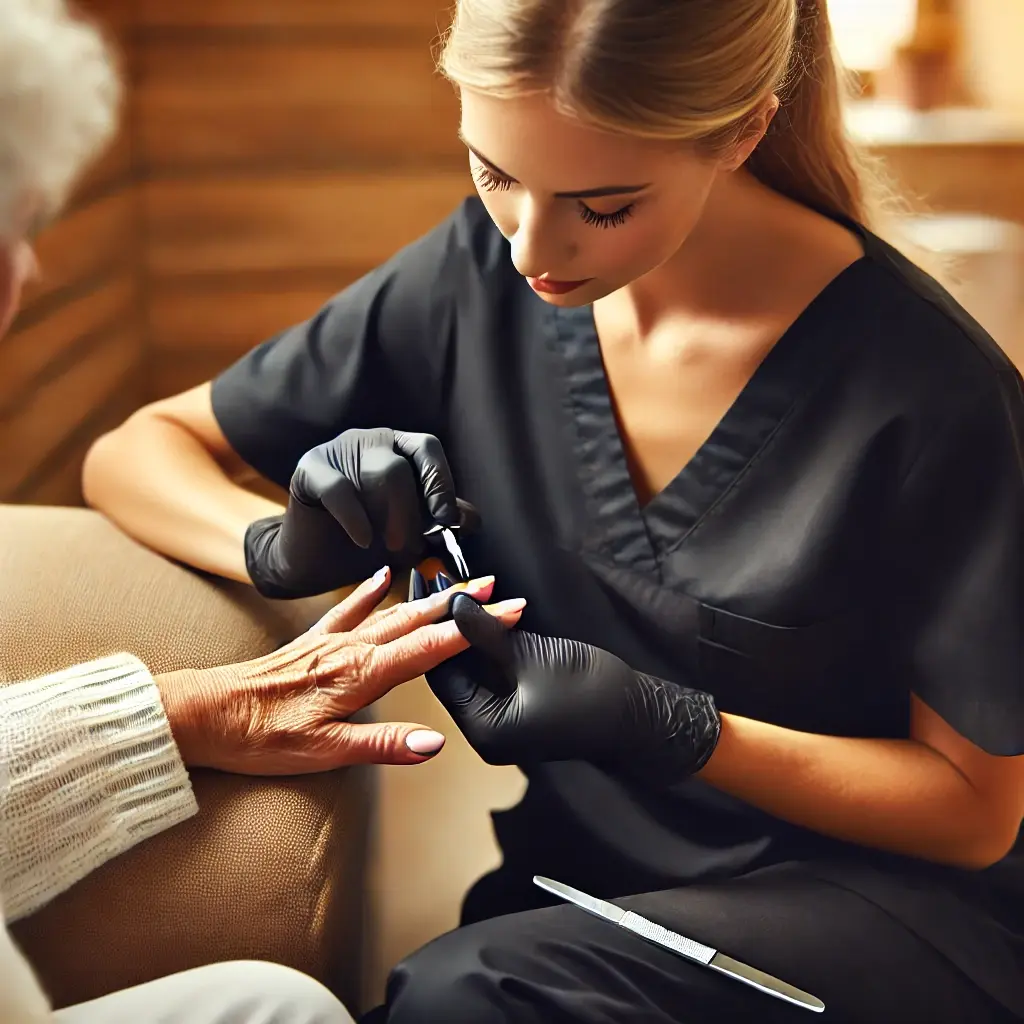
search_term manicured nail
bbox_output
[466,575,495,594]
[490,598,527,615]
[406,730,445,756]
[435,573,454,591]
[372,566,390,588]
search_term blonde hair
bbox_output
[0,0,121,240]
[438,0,908,235]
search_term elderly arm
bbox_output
[0,655,197,1024]
[0,654,198,923]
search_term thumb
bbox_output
[450,592,516,666]
[320,720,446,766]
[448,593,518,698]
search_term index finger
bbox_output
[350,578,490,645]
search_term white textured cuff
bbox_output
[0,653,198,921]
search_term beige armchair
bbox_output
[0,504,374,1012]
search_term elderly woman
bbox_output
[0,4,522,1023]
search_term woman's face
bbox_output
[459,88,731,306]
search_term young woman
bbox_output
[84,0,1023,1020]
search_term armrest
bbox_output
[0,505,374,1010]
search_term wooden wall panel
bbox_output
[2,274,136,411]
[133,0,469,402]
[143,172,471,277]
[138,0,454,33]
[22,194,134,311]
[13,379,144,507]
[0,327,143,498]
[150,281,345,352]
[0,0,145,505]
[135,41,461,171]
[147,279,352,400]
[74,123,133,200]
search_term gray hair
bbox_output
[0,0,121,240]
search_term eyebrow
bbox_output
[459,131,651,199]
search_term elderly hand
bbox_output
[156,567,525,774]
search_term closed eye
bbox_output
[471,165,636,230]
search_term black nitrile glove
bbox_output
[424,587,722,785]
[245,428,474,599]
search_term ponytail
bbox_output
[745,0,884,228]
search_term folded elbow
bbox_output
[81,425,123,508]
[951,822,1020,871]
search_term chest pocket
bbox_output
[696,603,868,728]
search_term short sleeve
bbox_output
[210,198,482,490]
[886,371,1024,755]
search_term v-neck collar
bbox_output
[543,253,876,574]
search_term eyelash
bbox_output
[472,166,636,229]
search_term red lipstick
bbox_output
[527,276,592,295]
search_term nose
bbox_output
[508,197,575,279]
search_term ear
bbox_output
[0,239,36,339]
[0,245,21,339]
[720,93,781,172]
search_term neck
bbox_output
[610,166,852,346]
[626,170,793,326]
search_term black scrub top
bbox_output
[212,197,1024,1014]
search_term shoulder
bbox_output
[836,228,1024,437]
[402,194,513,288]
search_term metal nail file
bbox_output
[533,876,825,1013]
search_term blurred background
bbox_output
[2,0,1023,509]
[3,2,1023,1005]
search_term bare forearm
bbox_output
[698,714,1008,869]
[82,413,282,583]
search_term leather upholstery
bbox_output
[0,505,373,1010]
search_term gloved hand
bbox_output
[245,428,475,599]
[424,586,722,784]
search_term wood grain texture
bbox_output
[80,0,140,31]
[149,349,246,401]
[135,40,461,170]
[2,274,137,414]
[73,124,134,199]
[22,193,135,311]
[149,279,350,353]
[13,381,144,506]
[142,172,473,277]
[0,328,143,496]
[137,0,454,32]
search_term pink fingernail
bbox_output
[466,575,495,594]
[372,566,390,588]
[492,598,527,613]
[406,730,445,755]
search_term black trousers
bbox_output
[362,861,1015,1024]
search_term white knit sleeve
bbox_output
[0,653,198,922]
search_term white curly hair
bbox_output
[0,0,121,240]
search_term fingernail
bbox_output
[406,730,445,756]
[435,573,454,591]
[466,575,495,594]
[409,569,429,602]
[372,566,390,588]
[490,598,527,614]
